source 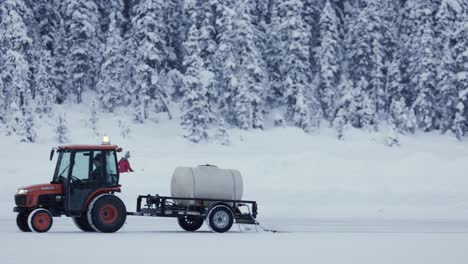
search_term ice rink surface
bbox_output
[2,105,468,263]
[1,215,468,264]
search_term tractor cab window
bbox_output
[105,151,119,186]
[90,151,105,183]
[62,150,117,187]
[53,151,71,183]
[71,151,92,183]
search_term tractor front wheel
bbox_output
[87,194,126,233]
[28,209,53,233]
[16,212,31,232]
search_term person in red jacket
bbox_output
[118,151,134,173]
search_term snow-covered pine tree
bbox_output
[164,0,185,71]
[130,0,170,122]
[317,0,340,121]
[389,97,408,134]
[56,113,69,143]
[30,0,61,114]
[240,2,268,130]
[97,4,127,112]
[333,108,346,140]
[302,0,324,78]
[62,0,101,104]
[0,77,5,126]
[279,0,313,132]
[181,0,219,108]
[437,41,456,133]
[345,0,389,131]
[180,25,213,143]
[452,17,468,139]
[118,120,131,139]
[89,101,98,136]
[34,52,55,116]
[0,0,34,136]
[453,103,466,140]
[264,2,285,107]
[215,1,267,130]
[20,89,37,143]
[50,18,68,104]
[411,3,437,132]
[383,120,400,147]
[215,118,230,146]
[434,0,464,133]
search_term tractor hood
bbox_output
[17,183,63,195]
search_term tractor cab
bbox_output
[51,144,122,214]
[14,138,127,233]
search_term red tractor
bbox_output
[14,143,127,233]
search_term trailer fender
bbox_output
[206,202,234,216]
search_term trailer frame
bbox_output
[128,194,258,226]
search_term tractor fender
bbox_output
[83,187,121,211]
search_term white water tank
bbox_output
[170,165,243,206]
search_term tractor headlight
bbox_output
[16,189,29,195]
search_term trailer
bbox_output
[128,195,258,233]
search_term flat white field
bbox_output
[1,105,468,263]
[1,216,468,264]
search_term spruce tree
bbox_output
[317,0,340,121]
[215,1,267,130]
[215,118,230,146]
[56,113,69,143]
[130,0,170,122]
[345,0,389,130]
[279,0,313,132]
[97,8,126,112]
[89,101,99,136]
[0,0,34,136]
[20,89,37,143]
[452,18,468,139]
[62,0,101,104]
[34,52,55,116]
[412,4,437,132]
[180,25,213,143]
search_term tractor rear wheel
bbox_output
[87,194,126,233]
[16,212,31,232]
[72,216,95,232]
[177,216,204,231]
[28,209,53,233]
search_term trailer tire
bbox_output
[177,216,204,231]
[72,216,95,232]
[28,208,53,233]
[207,205,234,233]
[87,194,126,233]
[16,212,31,232]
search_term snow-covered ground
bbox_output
[1,104,468,263]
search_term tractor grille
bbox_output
[15,195,26,206]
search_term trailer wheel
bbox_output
[28,209,53,233]
[87,194,126,233]
[207,205,234,233]
[16,212,31,232]
[72,216,95,232]
[177,216,204,231]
